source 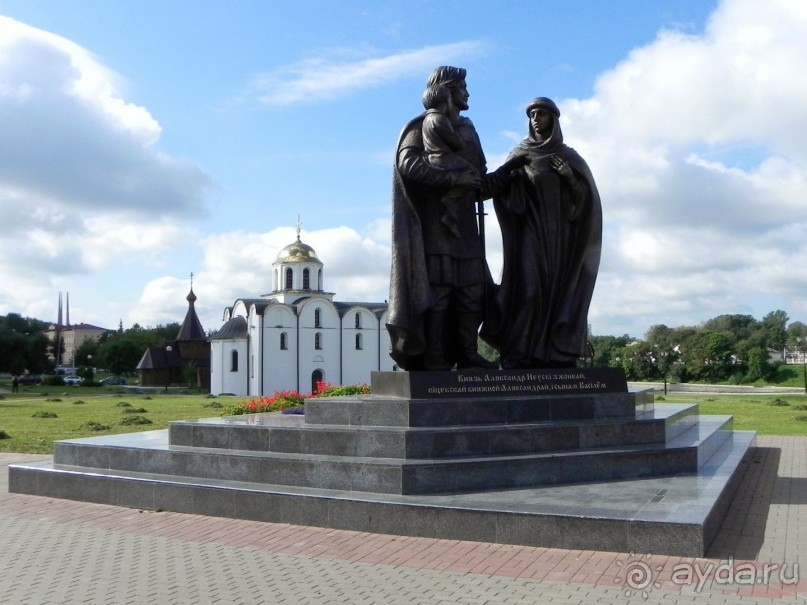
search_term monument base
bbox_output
[8,369,755,556]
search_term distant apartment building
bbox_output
[44,293,108,367]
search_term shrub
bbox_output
[794,404,807,411]
[116,402,132,407]
[119,415,152,426]
[122,407,148,414]
[768,398,790,407]
[312,381,371,397]
[73,400,87,405]
[0,430,10,439]
[32,411,58,418]
[81,421,111,432]
[46,398,62,402]
[204,401,223,409]
[43,375,65,387]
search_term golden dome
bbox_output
[276,235,321,264]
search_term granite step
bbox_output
[8,429,756,557]
[48,413,731,495]
[168,403,698,459]
[303,390,653,427]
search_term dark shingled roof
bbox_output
[209,316,248,341]
[176,288,206,341]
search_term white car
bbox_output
[63,376,84,385]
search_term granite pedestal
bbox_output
[9,368,755,556]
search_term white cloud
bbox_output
[246,41,489,106]
[132,225,392,333]
[553,0,807,335]
[0,17,213,325]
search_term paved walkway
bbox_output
[1,436,806,604]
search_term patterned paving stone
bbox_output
[1,437,806,603]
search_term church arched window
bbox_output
[230,350,238,372]
[355,312,361,329]
[285,267,293,290]
[315,332,322,350]
[317,268,323,290]
[314,308,321,328]
[280,332,287,350]
[355,333,363,350]
[303,268,310,290]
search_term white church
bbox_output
[210,229,395,396]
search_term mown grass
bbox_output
[0,391,239,453]
[659,393,807,435]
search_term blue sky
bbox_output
[1,0,806,339]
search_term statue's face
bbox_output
[450,81,469,111]
[529,107,554,139]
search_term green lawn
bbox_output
[0,389,239,453]
[659,393,807,435]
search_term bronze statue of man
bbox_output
[386,66,526,371]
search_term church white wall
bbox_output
[298,299,340,393]
[210,339,248,395]
[262,305,299,394]
[211,299,393,397]
[247,306,263,397]
[341,308,378,385]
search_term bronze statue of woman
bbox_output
[482,97,601,369]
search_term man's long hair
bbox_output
[426,66,466,89]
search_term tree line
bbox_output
[3,310,805,384]
[590,310,804,384]
[0,313,181,376]
[74,322,182,376]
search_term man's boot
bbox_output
[423,312,452,371]
[456,313,499,370]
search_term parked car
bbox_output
[63,376,84,385]
[99,376,127,385]
[17,374,42,385]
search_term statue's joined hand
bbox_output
[455,171,483,189]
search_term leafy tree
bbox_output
[101,338,146,375]
[94,322,180,374]
[787,321,807,342]
[588,334,632,368]
[75,340,100,368]
[685,331,735,382]
[0,313,51,374]
[743,346,772,382]
[644,324,680,391]
[619,340,660,381]
[760,310,788,351]
[701,314,757,343]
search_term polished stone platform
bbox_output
[8,369,755,556]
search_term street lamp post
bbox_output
[164,345,172,393]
